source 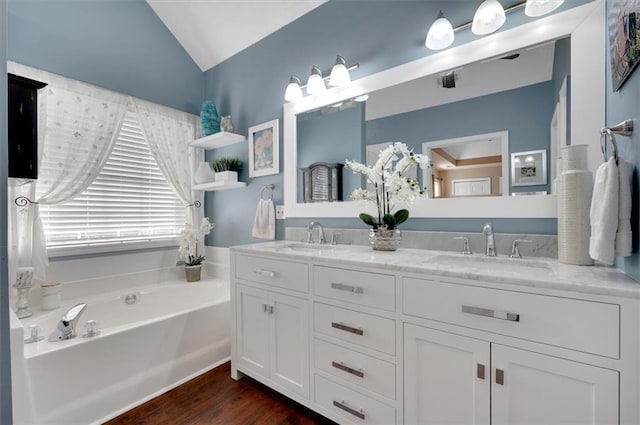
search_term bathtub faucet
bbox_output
[48,303,87,342]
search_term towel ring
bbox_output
[261,184,275,200]
[600,129,619,165]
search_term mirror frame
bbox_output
[284,1,604,218]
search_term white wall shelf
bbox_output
[193,181,246,191]
[190,131,246,150]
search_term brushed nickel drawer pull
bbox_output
[461,305,520,322]
[333,400,365,420]
[332,361,365,378]
[477,363,485,380]
[496,368,504,385]
[262,304,268,312]
[268,305,274,314]
[253,269,276,278]
[331,322,364,336]
[331,282,364,294]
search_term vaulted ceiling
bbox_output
[146,0,327,72]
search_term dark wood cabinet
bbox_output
[8,73,46,179]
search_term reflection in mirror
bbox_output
[295,36,570,202]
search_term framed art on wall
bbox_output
[610,0,640,91]
[248,119,279,177]
[511,149,547,187]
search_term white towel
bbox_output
[589,157,619,265]
[252,198,275,240]
[616,158,633,256]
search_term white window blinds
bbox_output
[40,111,186,253]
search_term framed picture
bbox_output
[511,149,547,187]
[610,0,640,91]
[248,119,279,177]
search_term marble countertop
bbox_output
[231,241,640,299]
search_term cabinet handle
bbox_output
[262,304,268,312]
[331,322,364,336]
[254,269,276,278]
[333,400,365,420]
[461,305,520,322]
[496,368,504,385]
[268,305,274,314]
[477,363,485,380]
[331,282,364,294]
[332,361,365,378]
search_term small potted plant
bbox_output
[211,157,243,182]
[176,217,214,282]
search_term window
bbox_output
[41,111,186,255]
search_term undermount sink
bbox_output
[427,254,552,272]
[274,242,335,252]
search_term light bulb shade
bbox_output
[425,11,454,50]
[306,66,326,95]
[524,0,564,17]
[329,56,350,87]
[472,0,506,35]
[284,76,303,102]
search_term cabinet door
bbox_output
[269,292,310,398]
[236,285,269,379]
[404,324,490,425]
[492,345,619,425]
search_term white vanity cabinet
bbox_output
[232,255,310,399]
[230,245,639,425]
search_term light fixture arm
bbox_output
[453,1,526,33]
[299,62,359,89]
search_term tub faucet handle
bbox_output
[48,303,87,342]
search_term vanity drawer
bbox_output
[235,254,309,293]
[313,266,395,311]
[314,338,396,400]
[314,303,396,355]
[403,277,620,358]
[315,374,396,425]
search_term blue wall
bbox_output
[297,103,364,201]
[606,0,640,280]
[1,0,12,421]
[366,81,554,195]
[8,0,204,114]
[203,1,591,247]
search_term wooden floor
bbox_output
[105,362,337,425]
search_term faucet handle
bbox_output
[453,237,472,255]
[510,239,532,259]
[330,232,340,246]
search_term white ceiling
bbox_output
[147,0,327,72]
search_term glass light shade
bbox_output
[284,76,303,102]
[306,66,326,95]
[525,0,564,17]
[329,55,351,87]
[425,11,454,50]
[472,0,506,35]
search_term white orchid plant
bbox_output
[177,217,214,267]
[346,142,430,230]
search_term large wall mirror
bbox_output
[284,1,604,219]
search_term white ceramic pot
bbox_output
[194,162,215,184]
[215,171,238,182]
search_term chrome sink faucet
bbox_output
[483,223,497,257]
[48,303,87,342]
[306,221,326,244]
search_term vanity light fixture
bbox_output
[329,55,351,87]
[472,0,506,35]
[284,76,303,102]
[284,56,359,102]
[425,10,455,50]
[425,0,564,51]
[525,0,564,17]
[306,65,326,95]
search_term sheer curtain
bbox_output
[8,62,130,281]
[133,98,202,228]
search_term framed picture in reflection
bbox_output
[511,149,547,187]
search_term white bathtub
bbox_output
[12,277,231,425]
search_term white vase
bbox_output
[214,171,238,182]
[194,162,215,184]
